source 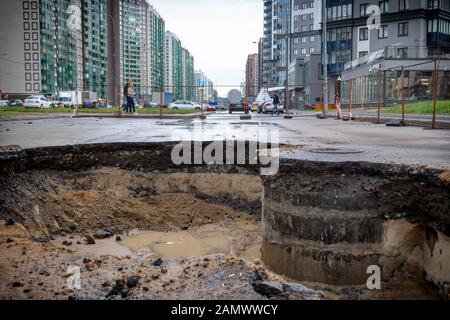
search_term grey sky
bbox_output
[150,0,263,96]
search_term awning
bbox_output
[268,87,285,92]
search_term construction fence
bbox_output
[337,59,450,128]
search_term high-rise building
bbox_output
[182,48,195,101]
[0,0,108,98]
[149,6,165,93]
[83,0,108,98]
[118,0,143,97]
[108,0,166,104]
[165,31,183,101]
[258,37,264,91]
[262,0,276,88]
[245,53,259,99]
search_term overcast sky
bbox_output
[150,0,263,96]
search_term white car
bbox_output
[0,100,9,107]
[23,95,52,108]
[260,101,284,114]
[168,100,201,110]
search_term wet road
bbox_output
[0,111,449,167]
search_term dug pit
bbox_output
[0,142,449,300]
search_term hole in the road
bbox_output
[2,169,263,262]
[1,143,448,300]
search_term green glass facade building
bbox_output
[38,0,108,97]
[183,48,195,101]
[39,0,78,95]
[150,6,165,93]
[82,0,108,98]
[119,0,142,97]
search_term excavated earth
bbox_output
[0,142,449,300]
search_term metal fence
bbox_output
[338,60,450,129]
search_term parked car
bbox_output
[0,100,9,107]
[23,95,52,108]
[143,101,160,108]
[206,105,216,112]
[168,100,201,110]
[82,100,98,109]
[259,101,284,114]
[8,99,23,107]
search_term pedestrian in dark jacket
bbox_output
[273,94,280,116]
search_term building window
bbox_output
[301,37,307,43]
[379,0,389,13]
[309,47,315,53]
[398,22,409,36]
[301,48,307,55]
[397,47,408,58]
[359,51,368,58]
[359,27,369,40]
[399,0,409,11]
[378,25,389,38]
[310,36,315,42]
[360,3,369,17]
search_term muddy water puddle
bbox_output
[121,230,230,259]
[53,216,261,262]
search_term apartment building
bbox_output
[182,48,195,101]
[165,31,184,100]
[245,53,259,99]
[327,0,450,104]
[0,0,108,98]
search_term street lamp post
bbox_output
[322,0,329,118]
[107,12,122,117]
[0,53,6,99]
[284,0,293,119]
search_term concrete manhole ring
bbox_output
[308,148,365,155]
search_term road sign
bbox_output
[198,80,205,88]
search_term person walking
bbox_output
[335,95,342,120]
[272,94,280,116]
[125,79,136,114]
